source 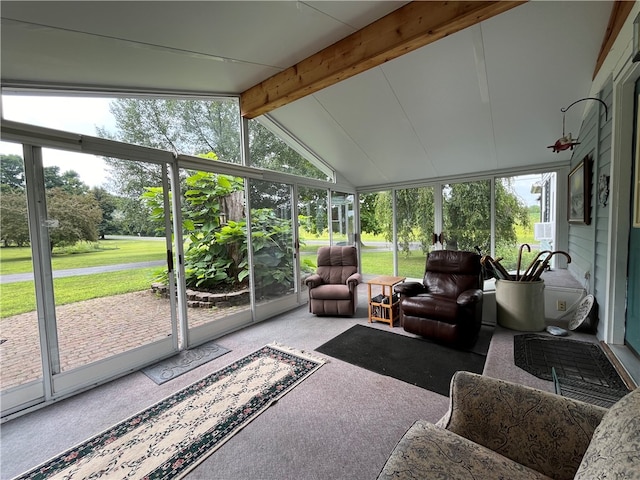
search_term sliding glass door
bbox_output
[0,150,44,411]
[176,166,252,346]
[0,142,178,415]
[44,149,177,394]
[298,186,330,292]
[249,179,299,320]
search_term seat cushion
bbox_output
[574,387,640,480]
[308,284,351,300]
[377,420,553,480]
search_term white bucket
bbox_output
[495,279,545,331]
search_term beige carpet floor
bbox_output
[1,284,600,480]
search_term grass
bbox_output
[362,251,426,278]
[0,239,166,275]
[0,268,159,318]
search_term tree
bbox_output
[0,154,25,191]
[46,188,102,250]
[90,187,119,238]
[444,180,529,252]
[0,190,29,246]
[396,187,435,254]
[248,120,329,181]
[98,98,330,237]
[1,155,105,247]
[360,181,528,256]
[142,170,294,297]
[43,166,88,194]
[359,193,384,238]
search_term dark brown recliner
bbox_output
[305,246,361,316]
[394,250,484,347]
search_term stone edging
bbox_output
[151,283,250,308]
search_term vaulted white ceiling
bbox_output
[1,1,613,189]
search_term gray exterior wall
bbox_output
[567,80,613,336]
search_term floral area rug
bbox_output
[16,344,325,480]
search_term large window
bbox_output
[331,191,355,245]
[357,173,556,279]
[359,191,392,277]
[396,186,435,279]
[495,174,548,271]
[3,94,242,163]
[442,180,491,252]
[248,118,332,181]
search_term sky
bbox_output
[1,95,115,187]
[0,93,543,204]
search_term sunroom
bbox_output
[1,0,639,425]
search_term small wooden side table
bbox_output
[367,275,406,328]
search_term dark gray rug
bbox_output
[142,341,230,384]
[315,324,492,396]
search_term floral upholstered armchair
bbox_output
[378,371,639,480]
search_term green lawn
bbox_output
[0,268,160,318]
[0,239,166,275]
[0,237,166,318]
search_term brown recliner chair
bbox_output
[394,250,484,347]
[305,245,361,316]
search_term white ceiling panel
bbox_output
[305,1,409,30]
[1,1,616,189]
[0,18,276,93]
[0,2,357,68]
[313,68,438,183]
[381,25,497,177]
[480,1,612,169]
[268,96,385,188]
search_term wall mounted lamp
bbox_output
[548,97,609,153]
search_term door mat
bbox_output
[551,368,628,408]
[142,341,230,384]
[514,334,629,393]
[316,324,493,396]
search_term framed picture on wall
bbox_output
[568,155,592,225]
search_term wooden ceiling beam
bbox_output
[240,1,525,119]
[593,1,634,80]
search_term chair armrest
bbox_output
[457,288,483,306]
[305,274,324,289]
[438,371,607,480]
[394,282,426,297]
[346,273,362,291]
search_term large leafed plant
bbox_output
[142,167,294,297]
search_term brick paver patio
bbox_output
[0,290,249,391]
